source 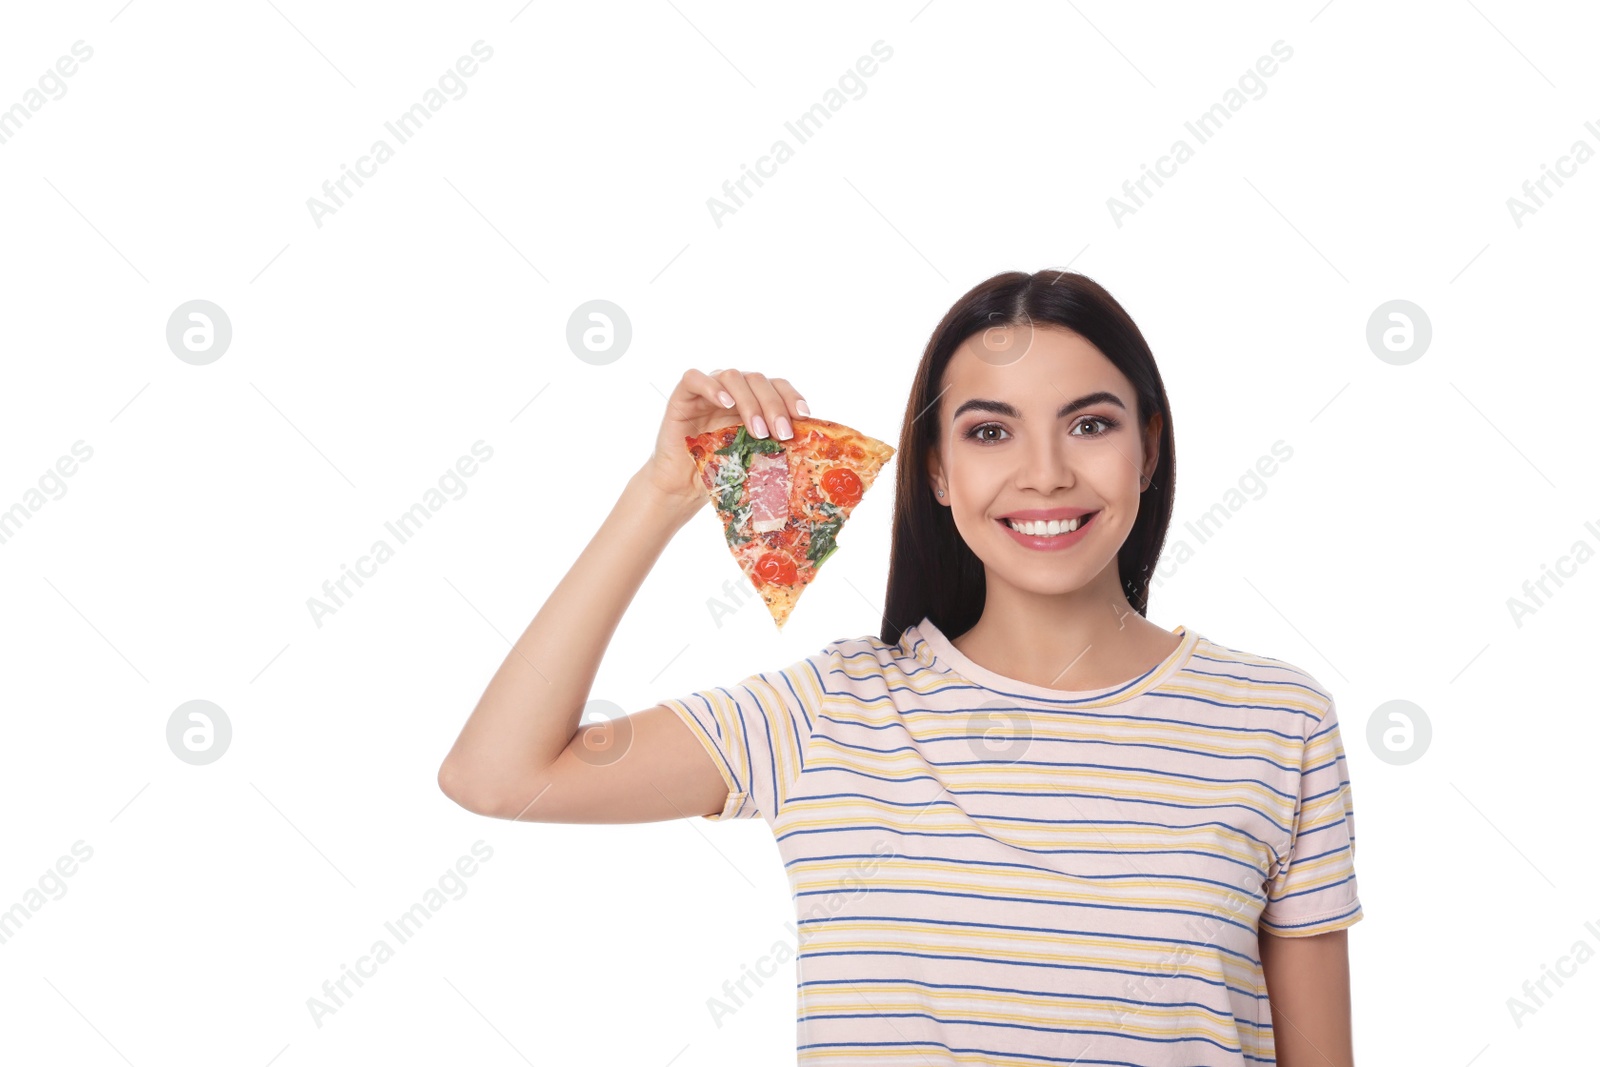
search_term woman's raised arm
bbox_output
[435,368,808,823]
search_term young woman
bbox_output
[438,270,1364,1067]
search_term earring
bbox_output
[936,489,944,497]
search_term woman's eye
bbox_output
[1073,416,1119,436]
[964,422,1008,443]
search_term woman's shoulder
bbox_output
[802,627,926,679]
[1183,629,1336,715]
[813,629,910,661]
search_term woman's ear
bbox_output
[926,452,948,505]
[1139,413,1163,490]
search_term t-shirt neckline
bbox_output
[908,615,1200,705]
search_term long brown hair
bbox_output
[879,270,1177,647]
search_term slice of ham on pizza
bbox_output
[684,416,896,629]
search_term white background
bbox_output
[1,0,1595,1063]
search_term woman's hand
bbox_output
[642,368,811,510]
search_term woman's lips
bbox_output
[996,512,1097,551]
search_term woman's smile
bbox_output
[995,509,1098,550]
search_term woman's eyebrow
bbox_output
[951,391,1126,421]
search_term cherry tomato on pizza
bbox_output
[753,551,798,586]
[820,467,862,507]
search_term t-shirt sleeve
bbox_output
[656,646,836,823]
[1259,696,1365,937]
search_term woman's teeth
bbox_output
[1004,515,1090,536]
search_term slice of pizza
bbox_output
[684,416,896,629]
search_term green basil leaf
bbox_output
[807,519,841,563]
[715,425,786,469]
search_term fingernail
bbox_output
[796,399,811,416]
[775,416,793,439]
[719,391,735,408]
[751,415,769,438]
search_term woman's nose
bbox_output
[1017,438,1074,490]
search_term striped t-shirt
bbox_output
[660,616,1363,1066]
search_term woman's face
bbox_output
[927,323,1161,601]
